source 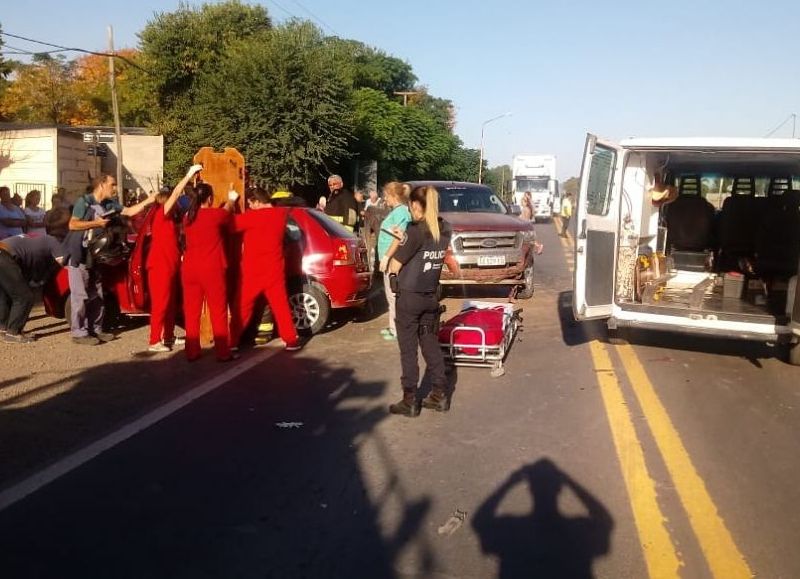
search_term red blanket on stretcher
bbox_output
[438,306,507,355]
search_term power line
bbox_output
[1,43,70,56]
[287,0,338,35]
[764,113,797,138]
[0,31,149,74]
[265,0,298,19]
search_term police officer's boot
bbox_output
[389,389,419,417]
[421,385,450,412]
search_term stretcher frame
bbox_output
[439,301,521,373]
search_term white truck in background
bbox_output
[511,154,559,221]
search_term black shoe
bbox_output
[72,336,100,346]
[389,393,419,417]
[421,390,450,412]
[4,333,35,344]
[92,332,115,343]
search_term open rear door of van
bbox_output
[793,273,800,337]
[573,134,623,320]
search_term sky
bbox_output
[3,0,800,179]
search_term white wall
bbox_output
[0,127,58,208]
[103,134,164,194]
[57,130,93,202]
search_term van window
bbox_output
[586,145,615,216]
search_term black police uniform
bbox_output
[392,218,452,397]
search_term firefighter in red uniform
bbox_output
[146,165,202,352]
[229,187,301,351]
[181,177,237,362]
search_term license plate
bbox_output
[478,255,506,267]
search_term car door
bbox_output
[573,134,624,320]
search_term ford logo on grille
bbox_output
[481,239,498,248]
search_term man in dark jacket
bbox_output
[0,209,70,343]
[324,174,359,231]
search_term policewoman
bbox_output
[388,185,459,417]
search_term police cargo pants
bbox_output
[396,291,445,393]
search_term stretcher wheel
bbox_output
[787,341,800,366]
[490,363,505,378]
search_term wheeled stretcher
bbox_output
[437,300,521,374]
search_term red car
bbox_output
[43,206,372,335]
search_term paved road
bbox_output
[1,221,799,578]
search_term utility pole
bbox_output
[393,91,421,107]
[478,112,511,184]
[107,26,123,196]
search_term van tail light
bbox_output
[333,240,355,266]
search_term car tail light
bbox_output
[333,240,355,266]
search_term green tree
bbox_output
[483,164,512,198]
[0,24,14,113]
[0,54,78,124]
[137,0,272,179]
[328,38,416,95]
[188,21,353,185]
[351,88,467,182]
[562,177,579,196]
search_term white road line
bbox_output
[0,349,278,512]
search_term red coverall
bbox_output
[181,208,232,361]
[146,207,180,346]
[229,207,299,348]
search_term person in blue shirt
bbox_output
[377,182,412,340]
[0,186,27,239]
[63,174,154,345]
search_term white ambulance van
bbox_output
[572,134,800,364]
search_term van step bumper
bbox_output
[609,316,791,343]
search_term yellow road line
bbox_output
[589,340,682,579]
[616,344,753,579]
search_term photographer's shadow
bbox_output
[472,458,613,579]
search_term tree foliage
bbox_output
[562,177,579,195]
[137,0,272,108]
[136,0,272,179]
[187,21,353,186]
[328,38,416,96]
[0,2,483,186]
[0,24,14,114]
[0,54,78,124]
[70,50,146,125]
[483,164,513,198]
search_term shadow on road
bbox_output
[472,458,613,579]
[557,290,596,347]
[614,327,782,368]
[0,351,436,578]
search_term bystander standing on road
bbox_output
[181,179,237,362]
[62,174,155,346]
[519,191,544,254]
[377,182,411,341]
[560,192,573,238]
[324,174,359,231]
[0,186,26,239]
[229,187,301,352]
[364,189,381,211]
[388,185,459,417]
[24,190,47,236]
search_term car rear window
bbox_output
[308,209,357,238]
[437,185,508,214]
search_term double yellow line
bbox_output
[557,220,752,578]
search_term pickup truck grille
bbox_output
[453,232,521,253]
